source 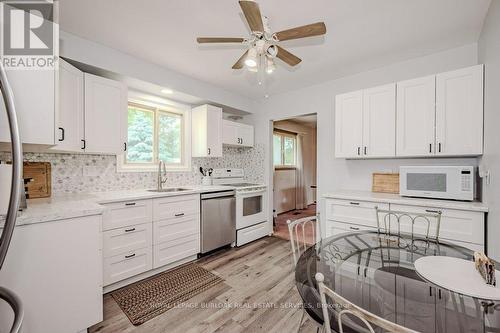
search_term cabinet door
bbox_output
[238,124,254,147]
[191,105,222,157]
[396,76,436,157]
[436,65,484,156]
[335,90,363,158]
[84,73,127,154]
[52,60,84,152]
[206,106,223,155]
[0,67,55,145]
[362,83,396,157]
[222,119,240,146]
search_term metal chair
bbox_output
[375,206,442,242]
[315,272,419,333]
[287,215,322,332]
[287,215,321,267]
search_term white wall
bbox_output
[60,31,257,113]
[249,43,480,233]
[478,1,500,260]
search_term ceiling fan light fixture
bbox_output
[266,57,276,74]
[244,47,258,68]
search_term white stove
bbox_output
[212,169,270,246]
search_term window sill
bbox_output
[274,166,297,170]
[116,155,192,173]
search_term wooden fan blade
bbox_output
[197,37,245,43]
[276,46,301,66]
[239,0,264,33]
[275,22,326,41]
[232,50,249,69]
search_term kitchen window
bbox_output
[118,101,191,172]
[273,131,296,167]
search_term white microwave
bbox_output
[400,166,475,201]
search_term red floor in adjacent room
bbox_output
[273,204,317,245]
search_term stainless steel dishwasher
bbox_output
[200,190,236,254]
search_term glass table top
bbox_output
[295,231,500,333]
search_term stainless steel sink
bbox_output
[147,188,191,193]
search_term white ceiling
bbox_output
[59,0,491,100]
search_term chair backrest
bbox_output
[375,206,442,241]
[287,215,320,266]
[315,273,419,333]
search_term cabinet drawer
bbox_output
[153,215,199,245]
[153,234,199,269]
[326,220,377,238]
[390,204,484,245]
[102,199,152,231]
[325,199,389,228]
[103,247,152,286]
[153,194,200,221]
[103,223,152,258]
[237,221,269,246]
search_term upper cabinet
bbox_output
[397,75,436,157]
[84,73,127,154]
[0,63,56,145]
[334,91,363,158]
[335,84,396,158]
[222,120,254,148]
[53,59,127,155]
[191,104,223,157]
[435,65,484,156]
[335,65,484,159]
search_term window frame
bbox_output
[273,130,297,169]
[117,99,191,173]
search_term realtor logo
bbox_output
[1,0,57,69]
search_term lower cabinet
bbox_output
[324,198,485,251]
[0,215,103,333]
[102,194,201,288]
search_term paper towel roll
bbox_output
[0,164,12,216]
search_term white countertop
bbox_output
[323,190,488,212]
[0,185,254,227]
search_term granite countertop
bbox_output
[0,185,254,227]
[323,190,488,212]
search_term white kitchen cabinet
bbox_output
[84,73,127,154]
[334,90,363,158]
[191,104,222,157]
[222,119,254,147]
[52,59,85,151]
[103,247,153,286]
[362,83,396,157]
[0,215,103,333]
[101,198,153,231]
[436,65,484,156]
[0,64,56,145]
[396,76,436,157]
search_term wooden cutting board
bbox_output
[23,162,51,198]
[372,173,399,194]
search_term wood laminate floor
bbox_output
[89,237,319,333]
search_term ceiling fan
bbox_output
[196,0,326,74]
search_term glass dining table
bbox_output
[295,231,500,333]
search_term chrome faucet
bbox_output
[157,160,167,190]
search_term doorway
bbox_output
[271,114,317,243]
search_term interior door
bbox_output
[396,76,436,156]
[362,83,396,157]
[335,90,363,158]
[84,73,127,154]
[53,60,84,152]
[436,65,484,156]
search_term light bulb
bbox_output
[245,48,257,68]
[266,57,276,74]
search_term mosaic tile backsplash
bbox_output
[0,144,265,194]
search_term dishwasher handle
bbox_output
[201,190,235,200]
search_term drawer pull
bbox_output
[425,209,442,214]
[124,228,136,232]
[125,202,136,206]
[349,202,360,206]
[175,213,185,217]
[349,226,360,231]
[125,253,136,259]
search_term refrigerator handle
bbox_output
[0,61,24,333]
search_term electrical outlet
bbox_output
[83,166,100,177]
